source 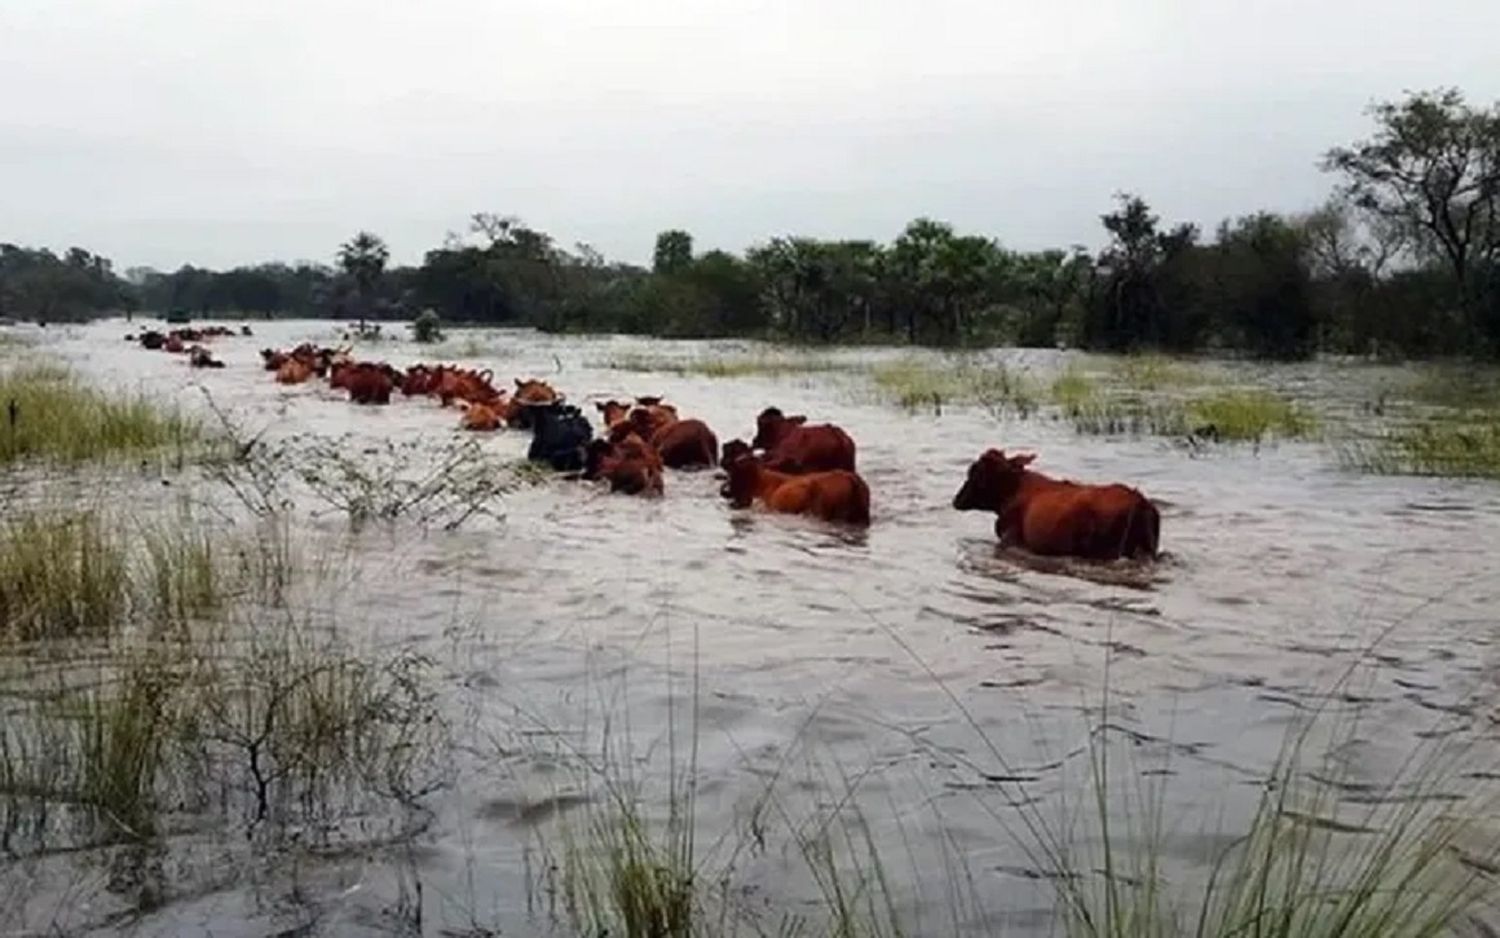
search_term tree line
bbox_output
[3,88,1497,360]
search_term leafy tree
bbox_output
[653,230,694,275]
[1083,195,1200,350]
[885,219,998,343]
[1210,213,1317,358]
[1324,88,1500,341]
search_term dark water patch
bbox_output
[476,792,591,827]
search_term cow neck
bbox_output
[748,461,797,499]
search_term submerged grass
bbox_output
[1111,354,1214,391]
[591,351,854,379]
[0,364,199,466]
[1051,365,1100,412]
[868,357,1039,417]
[1060,387,1314,442]
[1340,421,1500,479]
[0,512,130,642]
[1185,390,1318,442]
[1402,366,1500,413]
[0,507,444,857]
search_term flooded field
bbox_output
[3,319,1500,936]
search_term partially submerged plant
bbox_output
[0,364,198,467]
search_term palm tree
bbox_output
[336,231,389,326]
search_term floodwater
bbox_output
[5,319,1500,935]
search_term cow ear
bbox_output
[1011,453,1037,468]
[515,378,524,388]
[790,415,808,425]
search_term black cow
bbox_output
[527,403,593,472]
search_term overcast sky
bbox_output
[3,0,1498,271]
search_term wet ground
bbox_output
[5,319,1500,935]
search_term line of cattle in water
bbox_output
[131,330,1161,561]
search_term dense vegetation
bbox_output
[4,89,1498,359]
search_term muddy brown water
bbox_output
[4,319,1500,935]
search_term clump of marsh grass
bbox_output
[870,357,1039,417]
[75,658,177,839]
[1060,388,1313,443]
[137,512,225,630]
[1185,389,1317,442]
[1402,366,1500,413]
[1051,364,1100,412]
[0,364,199,467]
[0,554,444,858]
[1064,397,1192,438]
[591,350,854,379]
[0,508,247,645]
[1049,687,1498,938]
[1339,421,1500,479]
[0,512,130,642]
[1111,354,1213,391]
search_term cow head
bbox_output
[720,438,752,466]
[952,449,1036,512]
[595,400,631,427]
[721,447,762,509]
[514,378,558,405]
[753,407,806,450]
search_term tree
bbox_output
[410,308,444,343]
[885,219,998,344]
[653,230,694,275]
[1211,213,1317,358]
[336,231,390,324]
[1323,89,1500,340]
[1084,195,1201,350]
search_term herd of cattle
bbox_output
[130,329,1161,561]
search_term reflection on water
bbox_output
[4,319,1499,935]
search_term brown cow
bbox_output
[344,363,397,405]
[626,404,678,441]
[460,400,505,431]
[276,359,314,384]
[436,368,501,407]
[951,449,1159,561]
[508,378,561,428]
[595,399,632,428]
[188,346,224,369]
[651,418,718,469]
[721,449,870,525]
[752,407,856,472]
[585,432,663,496]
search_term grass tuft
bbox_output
[590,351,852,379]
[1186,390,1317,442]
[0,512,130,643]
[0,364,199,466]
[1402,367,1500,412]
[1051,365,1099,412]
[1112,354,1212,391]
[1340,421,1500,479]
[870,357,1039,417]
